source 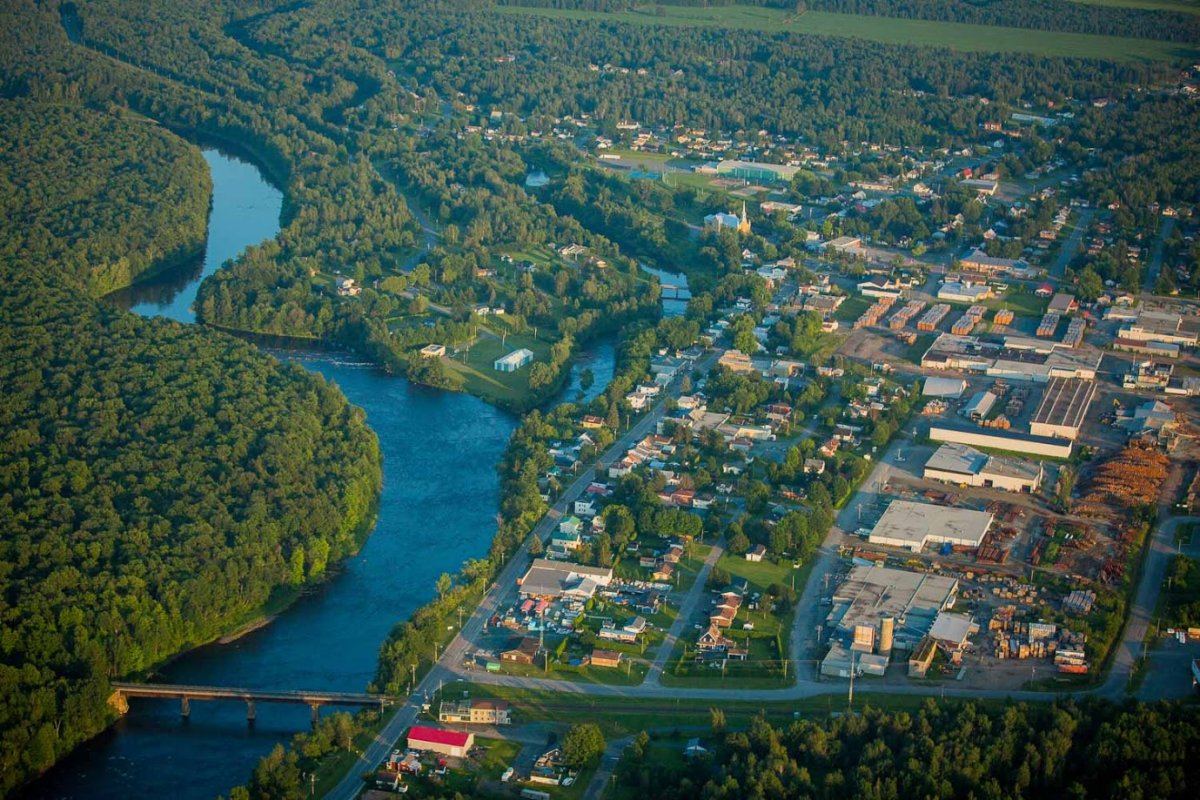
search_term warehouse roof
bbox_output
[869,500,993,551]
[519,559,613,598]
[1031,377,1096,429]
[925,443,988,476]
[923,377,968,398]
[828,565,959,643]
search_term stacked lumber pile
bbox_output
[1076,442,1169,516]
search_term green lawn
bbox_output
[716,552,796,593]
[496,5,1200,61]
[983,289,1049,319]
[1071,0,1200,14]
[442,327,553,403]
[444,681,1004,737]
[833,295,874,323]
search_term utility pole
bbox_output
[458,607,465,629]
[409,663,417,693]
[434,641,439,663]
[847,651,856,711]
[540,606,547,674]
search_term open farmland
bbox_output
[496,5,1200,61]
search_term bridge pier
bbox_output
[180,696,190,718]
[246,700,256,722]
[310,704,320,726]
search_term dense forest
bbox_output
[0,101,210,295]
[620,700,1200,799]
[0,70,382,800]
[255,0,1163,148]
[498,0,1200,43]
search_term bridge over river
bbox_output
[109,681,392,725]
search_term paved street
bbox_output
[1051,208,1093,280]
[644,542,725,686]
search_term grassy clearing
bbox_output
[496,5,1200,61]
[984,289,1050,318]
[450,681,1003,737]
[833,295,874,323]
[442,327,552,403]
[1071,0,1200,14]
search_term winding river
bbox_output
[28,149,616,799]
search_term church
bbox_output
[704,202,751,235]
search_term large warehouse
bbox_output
[518,559,613,600]
[822,564,960,675]
[924,443,1043,493]
[930,423,1074,459]
[1029,377,1096,439]
[867,500,994,553]
[407,726,474,758]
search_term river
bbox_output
[30,149,581,799]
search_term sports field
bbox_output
[497,5,1200,61]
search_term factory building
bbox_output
[923,443,1043,493]
[929,424,1074,459]
[867,500,994,554]
[820,565,960,678]
[1029,377,1096,440]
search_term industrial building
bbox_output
[494,348,534,372]
[820,565,959,678]
[1118,309,1200,347]
[920,333,1100,382]
[867,500,994,553]
[962,390,997,421]
[517,559,613,600]
[937,282,993,303]
[1029,377,1096,440]
[923,376,968,398]
[406,726,474,758]
[923,442,1043,493]
[929,423,1073,458]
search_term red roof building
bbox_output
[407,725,475,757]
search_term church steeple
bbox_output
[738,201,751,235]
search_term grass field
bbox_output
[452,680,1010,737]
[442,327,552,403]
[496,5,1200,61]
[1071,0,1200,14]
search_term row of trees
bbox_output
[619,699,1200,799]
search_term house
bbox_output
[804,458,826,475]
[590,649,623,669]
[580,414,605,429]
[652,562,675,581]
[598,616,646,644]
[745,544,767,562]
[439,698,511,726]
[573,499,597,518]
[697,624,735,651]
[419,344,446,358]
[559,516,583,536]
[500,637,541,665]
[336,277,362,297]
[406,726,474,758]
[494,348,534,372]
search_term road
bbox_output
[643,543,725,686]
[1099,515,1199,696]
[581,736,633,800]
[1142,216,1176,295]
[1051,208,1093,280]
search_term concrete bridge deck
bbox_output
[110,681,391,723]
